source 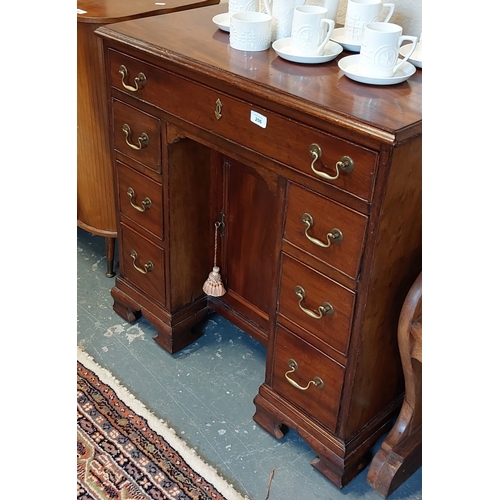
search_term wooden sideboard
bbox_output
[95,3,422,488]
[77,0,218,277]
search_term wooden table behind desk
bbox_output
[77,0,218,277]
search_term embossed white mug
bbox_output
[359,22,418,77]
[291,5,335,56]
[344,0,395,45]
[228,0,260,16]
[230,11,273,51]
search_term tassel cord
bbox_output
[214,221,221,268]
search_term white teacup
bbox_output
[230,11,273,51]
[359,22,418,77]
[291,5,335,56]
[228,0,260,16]
[344,0,395,45]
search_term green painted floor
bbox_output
[77,227,422,500]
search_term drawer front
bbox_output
[109,50,172,106]
[285,183,368,279]
[117,162,164,239]
[272,325,344,430]
[120,224,166,304]
[109,50,377,201]
[162,77,377,201]
[112,99,161,173]
[278,254,355,356]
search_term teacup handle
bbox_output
[317,19,335,55]
[380,3,395,22]
[394,35,418,73]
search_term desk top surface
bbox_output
[96,4,422,141]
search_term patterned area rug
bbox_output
[77,348,248,500]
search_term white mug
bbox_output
[344,0,395,45]
[360,22,418,77]
[230,11,273,51]
[291,5,335,56]
[228,0,260,16]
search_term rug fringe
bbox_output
[77,347,251,500]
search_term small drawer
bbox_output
[278,254,355,356]
[117,162,163,239]
[109,50,170,105]
[285,183,368,279]
[120,224,166,304]
[271,325,344,430]
[112,99,161,173]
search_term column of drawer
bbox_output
[271,185,368,430]
[111,97,166,305]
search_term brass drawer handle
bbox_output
[302,213,343,247]
[285,359,324,391]
[215,98,223,120]
[127,187,152,212]
[130,250,154,274]
[119,64,146,92]
[122,124,149,151]
[294,285,334,320]
[309,144,354,181]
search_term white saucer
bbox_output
[330,27,361,53]
[212,12,230,32]
[272,38,343,64]
[399,43,422,68]
[338,54,416,85]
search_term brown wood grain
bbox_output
[120,223,166,304]
[77,0,219,24]
[96,4,421,142]
[77,21,117,238]
[340,138,422,440]
[77,0,219,270]
[271,326,345,430]
[218,157,282,332]
[97,3,422,489]
[284,183,368,280]
[167,137,212,312]
[366,273,422,497]
[116,161,164,240]
[112,99,162,172]
[279,254,356,357]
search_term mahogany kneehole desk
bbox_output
[96,3,422,489]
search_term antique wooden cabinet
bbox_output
[96,3,422,488]
[77,0,218,276]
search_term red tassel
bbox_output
[203,222,226,297]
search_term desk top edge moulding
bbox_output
[95,3,421,491]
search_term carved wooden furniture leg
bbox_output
[366,272,422,498]
[105,236,116,278]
